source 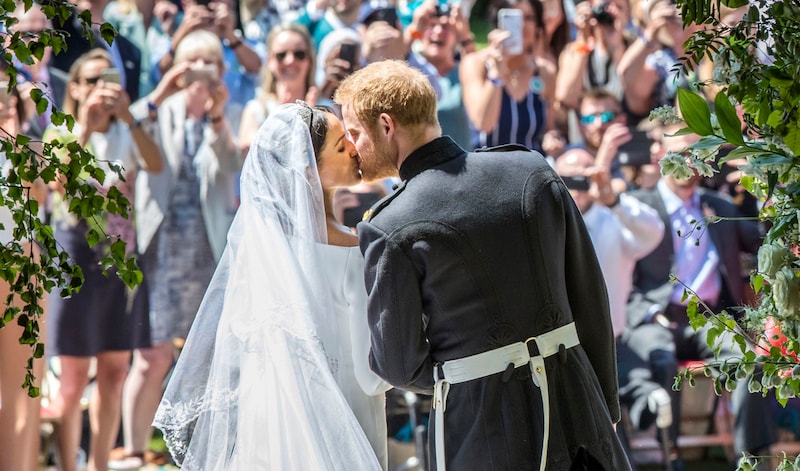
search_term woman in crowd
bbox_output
[238,23,317,154]
[43,48,163,471]
[0,72,50,471]
[460,0,556,153]
[114,29,243,470]
[154,102,390,469]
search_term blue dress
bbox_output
[473,79,547,153]
[141,118,216,345]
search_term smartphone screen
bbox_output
[100,68,121,85]
[184,64,219,85]
[561,175,591,192]
[498,8,524,55]
[338,43,357,72]
[617,130,653,167]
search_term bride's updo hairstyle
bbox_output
[296,101,335,161]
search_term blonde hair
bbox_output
[258,23,316,103]
[173,30,225,70]
[63,48,112,116]
[334,60,438,132]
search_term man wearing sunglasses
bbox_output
[575,87,633,194]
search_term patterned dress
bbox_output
[142,118,216,344]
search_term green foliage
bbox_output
[1,1,141,395]
[665,0,800,467]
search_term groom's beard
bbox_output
[360,131,400,182]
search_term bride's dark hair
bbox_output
[297,101,335,160]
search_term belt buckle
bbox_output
[525,336,540,357]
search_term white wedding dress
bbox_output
[316,244,391,470]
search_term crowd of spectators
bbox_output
[0,0,780,469]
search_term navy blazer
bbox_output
[51,11,141,102]
[626,185,762,328]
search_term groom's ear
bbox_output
[378,112,394,139]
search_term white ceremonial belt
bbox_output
[432,322,580,471]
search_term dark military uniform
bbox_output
[358,137,631,470]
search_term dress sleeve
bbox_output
[344,247,393,396]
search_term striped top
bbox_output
[474,79,547,153]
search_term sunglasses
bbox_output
[80,76,102,85]
[274,49,308,62]
[580,111,617,125]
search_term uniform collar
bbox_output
[398,136,465,182]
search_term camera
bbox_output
[561,175,591,192]
[591,3,615,26]
[435,0,451,17]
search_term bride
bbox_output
[153,102,390,470]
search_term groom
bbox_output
[335,60,631,471]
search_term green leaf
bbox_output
[714,93,746,146]
[719,146,771,164]
[86,229,100,248]
[753,274,764,294]
[678,88,714,136]
[784,123,800,155]
[99,23,117,46]
[722,0,748,7]
[35,95,48,116]
[690,135,726,149]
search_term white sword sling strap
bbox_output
[432,322,580,471]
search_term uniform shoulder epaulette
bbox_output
[474,144,534,154]
[363,181,407,222]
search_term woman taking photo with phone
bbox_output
[460,0,557,154]
[112,29,243,469]
[43,47,163,471]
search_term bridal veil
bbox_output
[153,103,381,470]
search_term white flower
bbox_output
[758,242,788,279]
[773,267,800,318]
[690,157,717,178]
[659,152,695,180]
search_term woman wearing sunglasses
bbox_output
[238,23,317,155]
[43,47,164,471]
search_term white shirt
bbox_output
[582,193,665,337]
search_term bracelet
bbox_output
[488,76,504,87]
[638,32,657,50]
[210,114,224,124]
[229,38,243,50]
[408,27,423,41]
[574,42,593,55]
[147,100,158,113]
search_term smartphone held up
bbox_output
[498,8,524,55]
[183,63,219,86]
